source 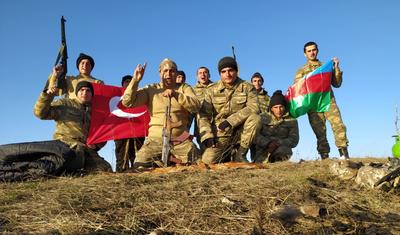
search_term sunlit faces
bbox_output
[122,79,131,89]
[160,63,177,87]
[197,68,210,85]
[176,75,185,84]
[251,76,263,91]
[271,104,286,119]
[77,87,93,103]
[220,67,237,86]
[304,44,318,61]
[78,59,92,75]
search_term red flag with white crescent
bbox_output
[87,83,149,145]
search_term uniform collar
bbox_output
[216,77,242,92]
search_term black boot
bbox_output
[320,152,329,160]
[338,148,350,160]
[234,146,249,163]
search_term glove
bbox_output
[218,120,232,131]
[203,138,216,148]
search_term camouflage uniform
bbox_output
[34,92,112,172]
[294,60,348,155]
[47,73,103,99]
[254,112,299,163]
[193,82,213,154]
[199,78,261,164]
[255,88,270,114]
[122,81,200,165]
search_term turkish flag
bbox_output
[87,83,150,145]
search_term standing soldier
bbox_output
[250,72,270,114]
[114,75,145,172]
[48,53,104,99]
[254,90,299,163]
[122,59,200,168]
[193,66,213,153]
[294,41,349,160]
[199,57,261,164]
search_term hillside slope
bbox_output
[1,158,399,234]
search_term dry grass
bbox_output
[1,158,400,234]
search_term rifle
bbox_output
[161,97,182,167]
[48,16,68,89]
[374,165,400,187]
[231,46,236,61]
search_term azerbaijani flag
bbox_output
[285,60,334,118]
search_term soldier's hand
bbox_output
[133,63,147,82]
[46,86,58,96]
[218,120,232,132]
[332,57,340,69]
[52,64,64,77]
[163,89,176,98]
[203,138,216,148]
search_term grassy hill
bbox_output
[1,158,400,234]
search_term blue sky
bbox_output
[1,0,399,168]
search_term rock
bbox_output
[355,165,390,188]
[330,160,363,180]
[300,204,327,218]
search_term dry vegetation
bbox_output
[1,158,400,234]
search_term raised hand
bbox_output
[133,63,147,82]
[332,57,340,69]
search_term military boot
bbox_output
[339,148,350,160]
[320,153,329,160]
[234,146,249,163]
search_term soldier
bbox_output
[253,90,299,163]
[294,41,349,160]
[251,72,270,114]
[199,56,261,164]
[34,78,112,172]
[114,75,145,172]
[122,59,200,168]
[48,53,104,99]
[193,66,213,154]
[176,70,186,84]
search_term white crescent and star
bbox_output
[108,96,146,118]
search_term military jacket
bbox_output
[47,73,103,99]
[199,78,258,142]
[193,82,213,103]
[122,80,200,140]
[256,112,299,149]
[294,60,343,88]
[256,88,270,114]
[34,92,91,148]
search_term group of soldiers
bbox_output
[35,41,349,174]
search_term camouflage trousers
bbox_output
[253,145,292,163]
[201,113,261,164]
[308,96,348,154]
[134,137,197,165]
[114,137,144,172]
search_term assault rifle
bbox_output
[374,165,400,187]
[48,16,68,89]
[161,97,182,167]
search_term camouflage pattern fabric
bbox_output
[47,73,103,99]
[199,78,261,163]
[294,60,348,154]
[114,137,144,172]
[134,138,197,164]
[253,112,299,163]
[202,113,261,164]
[256,88,270,114]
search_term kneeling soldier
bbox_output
[254,90,299,163]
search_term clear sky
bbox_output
[1,0,399,168]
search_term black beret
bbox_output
[218,56,238,73]
[76,53,95,70]
[121,75,132,86]
[75,81,94,96]
[268,90,287,111]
